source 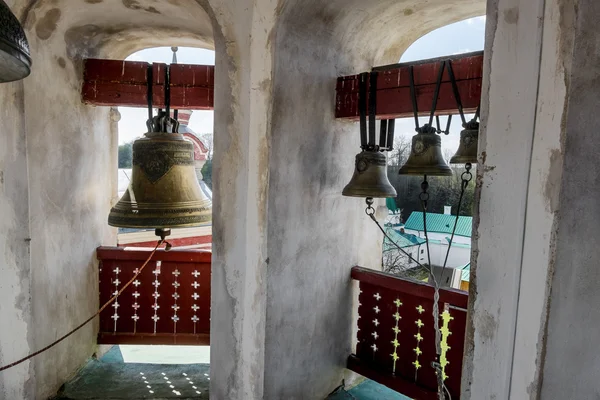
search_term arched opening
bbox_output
[116,46,215,251]
[383,15,485,287]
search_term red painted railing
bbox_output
[349,267,468,399]
[97,247,211,345]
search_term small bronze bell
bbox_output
[343,151,397,198]
[108,120,211,229]
[450,121,479,164]
[398,126,452,176]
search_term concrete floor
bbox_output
[327,379,411,400]
[53,345,407,400]
[52,346,209,400]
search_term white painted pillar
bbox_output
[464,0,574,397]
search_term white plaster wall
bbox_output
[540,0,600,398]
[463,0,570,397]
[0,81,34,400]
[22,33,116,399]
[1,0,213,396]
[261,1,483,398]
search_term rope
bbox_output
[0,240,164,373]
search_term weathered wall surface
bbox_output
[0,81,34,400]
[261,2,483,399]
[23,28,115,398]
[0,0,212,397]
[540,0,600,398]
[464,0,574,397]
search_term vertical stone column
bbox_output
[208,0,276,398]
[464,0,575,397]
[540,0,600,398]
[0,81,34,400]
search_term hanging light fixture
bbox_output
[446,60,480,165]
[108,63,212,237]
[398,62,452,177]
[343,71,397,198]
[0,0,31,83]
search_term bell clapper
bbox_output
[154,228,173,251]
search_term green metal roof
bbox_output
[404,211,473,238]
[461,263,471,281]
[383,227,426,251]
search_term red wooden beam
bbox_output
[96,246,211,262]
[82,59,214,109]
[82,52,482,119]
[336,51,483,120]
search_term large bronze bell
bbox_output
[108,129,212,229]
[398,126,452,176]
[450,121,479,164]
[0,0,31,82]
[343,151,397,198]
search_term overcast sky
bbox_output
[117,15,486,149]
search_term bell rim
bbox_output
[108,214,212,229]
[0,38,31,82]
[398,165,453,176]
[342,188,397,198]
[449,156,478,165]
[0,0,32,83]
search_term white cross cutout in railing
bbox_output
[113,268,121,274]
[173,269,180,276]
[133,280,141,287]
[132,303,140,310]
[152,293,160,299]
[151,315,160,322]
[153,269,161,276]
[113,279,121,286]
[192,293,200,300]
[372,331,379,340]
[112,302,120,309]
[173,281,181,288]
[373,293,381,301]
[192,304,199,312]
[133,292,140,298]
[371,344,378,352]
[373,319,380,327]
[373,306,380,314]
[172,293,180,300]
[172,315,180,322]
[152,304,160,311]
[132,315,139,321]
[133,268,139,274]
[172,305,180,311]
[192,282,200,289]
[192,270,200,278]
[191,315,199,322]
[111,313,119,321]
[152,280,160,288]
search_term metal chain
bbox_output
[440,163,473,275]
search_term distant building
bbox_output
[402,208,472,270]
